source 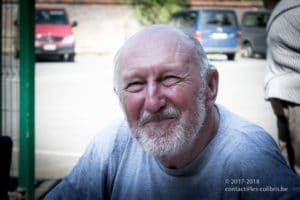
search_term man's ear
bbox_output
[205,69,219,109]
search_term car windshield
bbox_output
[170,11,197,27]
[200,10,237,26]
[35,9,68,24]
[242,12,270,28]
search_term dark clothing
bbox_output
[270,99,300,174]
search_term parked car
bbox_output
[240,10,271,58]
[35,7,77,61]
[170,8,240,60]
[15,7,78,61]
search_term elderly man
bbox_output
[45,25,300,199]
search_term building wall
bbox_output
[1,3,142,55]
[38,3,142,55]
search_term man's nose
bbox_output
[144,82,166,113]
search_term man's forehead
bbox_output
[119,28,193,62]
[127,31,180,48]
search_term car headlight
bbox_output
[62,35,75,44]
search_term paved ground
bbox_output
[8,178,61,200]
[32,54,276,179]
[3,54,276,176]
[3,53,277,199]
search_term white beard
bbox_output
[132,88,207,159]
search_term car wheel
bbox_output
[241,43,254,58]
[67,54,75,62]
[227,53,235,61]
[59,55,66,62]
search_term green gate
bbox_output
[1,0,35,199]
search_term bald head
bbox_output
[113,24,211,92]
[118,25,194,60]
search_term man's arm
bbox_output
[45,120,127,199]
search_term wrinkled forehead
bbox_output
[118,28,195,66]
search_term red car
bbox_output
[34,7,77,61]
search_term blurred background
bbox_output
[1,0,279,199]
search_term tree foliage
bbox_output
[129,0,268,25]
[130,0,186,25]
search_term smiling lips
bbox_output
[139,113,180,128]
[142,116,177,126]
[139,106,181,127]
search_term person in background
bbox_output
[46,24,300,199]
[263,0,279,10]
[264,0,300,175]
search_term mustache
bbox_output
[139,106,181,126]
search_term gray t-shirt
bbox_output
[45,105,300,199]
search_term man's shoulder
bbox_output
[216,104,281,163]
[94,118,131,141]
[218,106,288,175]
[217,104,270,140]
[86,118,133,158]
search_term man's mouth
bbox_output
[139,106,181,127]
[142,117,176,126]
[140,115,178,127]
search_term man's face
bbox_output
[117,33,208,159]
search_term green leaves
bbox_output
[130,0,186,25]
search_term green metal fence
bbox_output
[1,0,35,199]
[19,0,35,199]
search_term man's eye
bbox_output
[126,82,144,92]
[162,76,181,86]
